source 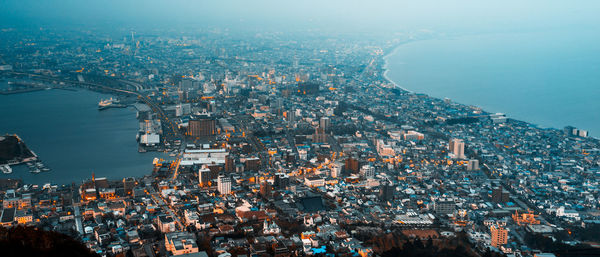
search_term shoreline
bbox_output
[382,42,413,93]
[380,36,599,140]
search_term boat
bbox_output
[30,168,41,174]
[1,165,12,174]
[98,97,127,110]
[99,97,115,108]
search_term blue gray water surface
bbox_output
[385,29,600,137]
[0,87,162,185]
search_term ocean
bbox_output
[0,87,163,185]
[384,29,600,137]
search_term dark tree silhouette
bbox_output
[0,226,99,257]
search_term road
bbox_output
[73,203,84,235]
[148,187,184,230]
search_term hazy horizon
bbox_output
[2,0,600,35]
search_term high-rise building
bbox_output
[313,127,328,144]
[217,175,231,195]
[345,157,360,174]
[285,109,296,124]
[243,157,260,171]
[123,177,136,196]
[319,117,330,131]
[330,162,341,178]
[198,168,211,187]
[260,181,271,198]
[360,165,376,179]
[490,224,508,247]
[188,114,216,137]
[467,159,479,171]
[379,182,395,202]
[449,138,465,159]
[274,173,290,190]
[492,187,510,203]
[224,156,235,173]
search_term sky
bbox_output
[1,0,599,34]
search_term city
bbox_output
[1,2,600,257]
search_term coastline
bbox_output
[380,35,599,140]
[382,42,413,93]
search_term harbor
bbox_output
[0,88,163,185]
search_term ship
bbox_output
[27,161,49,173]
[98,97,127,110]
[0,164,12,174]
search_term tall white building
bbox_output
[360,165,376,179]
[449,138,465,159]
[330,162,341,178]
[217,175,231,195]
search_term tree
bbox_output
[0,226,100,257]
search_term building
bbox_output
[298,82,320,95]
[188,115,216,137]
[198,168,211,187]
[490,224,508,247]
[313,127,328,144]
[377,140,395,157]
[330,162,341,178]
[467,159,479,171]
[175,103,191,117]
[180,148,228,166]
[360,165,375,179]
[513,210,540,226]
[492,187,510,203]
[217,175,231,195]
[0,207,15,226]
[490,113,507,124]
[556,206,580,220]
[15,209,33,224]
[274,173,290,190]
[140,133,160,146]
[260,181,271,198]
[435,198,456,215]
[319,117,330,131]
[123,177,136,195]
[379,182,395,202]
[165,232,199,256]
[263,219,281,234]
[449,138,465,159]
[345,157,360,173]
[243,157,260,171]
[564,126,588,138]
[402,130,425,141]
[305,176,325,187]
[158,215,176,233]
